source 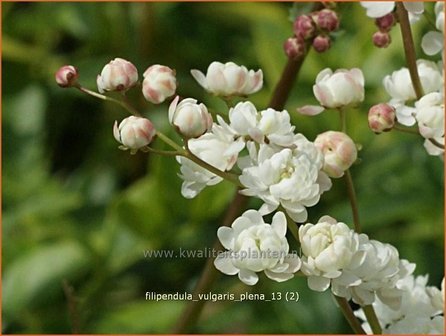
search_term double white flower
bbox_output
[191,61,263,97]
[239,135,332,222]
[214,210,301,285]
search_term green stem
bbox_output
[145,146,183,157]
[363,304,382,334]
[396,2,424,100]
[339,108,347,133]
[75,85,142,116]
[334,295,366,334]
[155,130,185,152]
[344,169,361,233]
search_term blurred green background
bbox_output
[2,2,443,334]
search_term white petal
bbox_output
[190,69,208,89]
[422,31,444,56]
[238,269,259,285]
[264,269,294,282]
[214,253,239,275]
[217,227,234,250]
[360,1,395,18]
[297,105,325,116]
[308,276,331,292]
[168,95,180,123]
[403,2,424,14]
[271,211,287,237]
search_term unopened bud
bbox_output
[372,31,391,48]
[293,15,316,40]
[375,13,395,32]
[284,36,306,60]
[368,103,396,133]
[142,65,177,104]
[314,131,357,178]
[97,58,138,93]
[55,65,78,88]
[113,116,156,153]
[313,9,339,32]
[168,96,213,139]
[312,35,331,53]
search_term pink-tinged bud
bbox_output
[312,35,331,53]
[97,58,138,93]
[293,15,316,40]
[113,116,156,154]
[142,64,177,104]
[284,36,306,60]
[375,13,395,32]
[315,131,357,178]
[55,65,78,88]
[372,31,391,48]
[313,9,339,32]
[368,103,396,133]
[168,96,213,139]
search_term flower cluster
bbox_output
[298,216,416,308]
[422,2,444,59]
[355,275,444,334]
[284,8,340,58]
[381,59,444,157]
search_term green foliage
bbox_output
[2,2,443,334]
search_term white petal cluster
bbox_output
[360,2,424,22]
[214,210,301,285]
[177,124,244,198]
[113,116,156,154]
[299,216,416,309]
[297,68,365,116]
[355,275,444,334]
[142,64,177,104]
[421,2,444,58]
[239,135,332,222]
[191,61,263,97]
[217,101,296,146]
[97,58,138,93]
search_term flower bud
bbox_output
[113,116,156,153]
[368,103,396,133]
[293,15,316,39]
[168,96,213,138]
[375,13,395,32]
[314,131,357,178]
[97,58,138,93]
[372,31,391,48]
[313,9,339,32]
[142,65,177,104]
[312,35,331,53]
[55,65,78,88]
[313,68,364,109]
[284,36,306,60]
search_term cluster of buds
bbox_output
[372,13,396,48]
[284,8,340,59]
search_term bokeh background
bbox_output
[2,2,444,334]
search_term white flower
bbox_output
[142,64,176,104]
[356,275,445,334]
[415,92,444,139]
[298,68,364,115]
[384,60,444,103]
[299,216,365,292]
[214,210,301,285]
[113,116,156,154]
[422,2,444,57]
[360,2,424,22]
[177,124,244,198]
[168,96,213,138]
[97,58,138,93]
[191,61,263,97]
[314,131,357,178]
[239,135,331,222]
[218,101,295,146]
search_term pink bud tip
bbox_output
[284,36,306,60]
[314,9,339,32]
[368,103,396,133]
[375,13,395,32]
[312,35,331,53]
[372,31,391,48]
[55,65,78,88]
[293,15,316,40]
